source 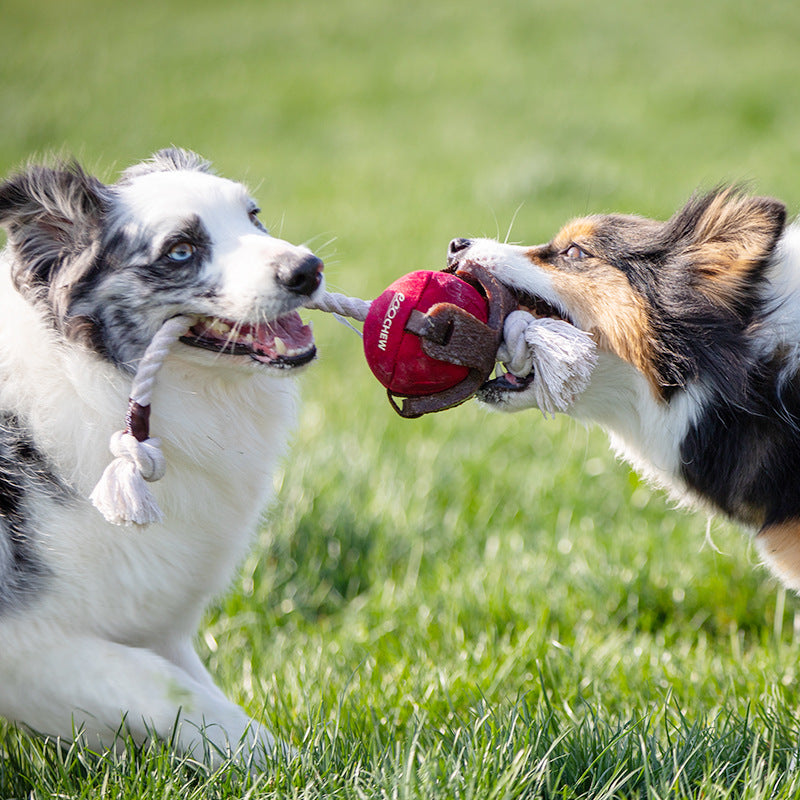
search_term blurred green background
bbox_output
[3,0,800,789]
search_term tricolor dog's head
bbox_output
[0,148,322,372]
[447,189,786,412]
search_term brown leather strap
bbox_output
[406,305,497,373]
[125,399,151,442]
[388,262,516,418]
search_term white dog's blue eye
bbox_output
[167,242,195,262]
[249,208,267,232]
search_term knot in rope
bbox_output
[496,310,537,376]
[90,314,196,527]
[497,309,598,416]
[108,431,166,482]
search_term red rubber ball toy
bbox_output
[363,271,488,397]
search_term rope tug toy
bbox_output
[90,315,196,526]
[307,262,597,419]
[91,264,596,527]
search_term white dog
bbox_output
[0,148,322,762]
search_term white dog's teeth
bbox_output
[209,320,231,334]
[243,333,254,344]
[274,337,287,355]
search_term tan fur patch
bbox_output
[526,232,661,392]
[552,218,600,251]
[756,521,800,591]
[689,190,783,312]
[557,269,656,385]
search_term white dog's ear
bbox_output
[0,163,107,297]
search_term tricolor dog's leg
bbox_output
[0,627,277,764]
[756,520,800,592]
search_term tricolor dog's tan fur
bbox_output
[449,188,800,590]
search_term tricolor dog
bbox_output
[447,189,800,590]
[0,149,322,761]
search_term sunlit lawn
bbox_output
[2,0,800,796]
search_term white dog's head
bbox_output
[0,148,322,372]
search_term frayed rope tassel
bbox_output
[90,315,196,526]
[496,310,598,417]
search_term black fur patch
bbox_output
[585,190,786,399]
[65,213,213,368]
[0,153,217,371]
[680,362,800,528]
[0,162,107,305]
[0,413,67,614]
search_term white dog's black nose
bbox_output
[447,238,472,267]
[276,253,324,296]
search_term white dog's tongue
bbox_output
[251,311,314,361]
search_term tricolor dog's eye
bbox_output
[166,242,195,262]
[564,244,590,260]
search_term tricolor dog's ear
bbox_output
[0,163,107,298]
[670,188,786,314]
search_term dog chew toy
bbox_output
[91,314,197,527]
[90,264,596,526]
[362,264,514,417]
[363,270,490,396]
[307,262,598,419]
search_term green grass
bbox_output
[3,0,800,796]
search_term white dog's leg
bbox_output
[0,632,277,764]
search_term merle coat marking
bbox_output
[0,148,323,762]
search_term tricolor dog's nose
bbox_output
[447,237,472,267]
[449,238,472,255]
[276,252,324,296]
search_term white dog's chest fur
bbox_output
[0,256,295,638]
[0,149,321,762]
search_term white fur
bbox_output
[571,351,709,507]
[755,223,800,368]
[0,159,317,763]
[460,239,564,317]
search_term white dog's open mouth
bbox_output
[181,311,316,368]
